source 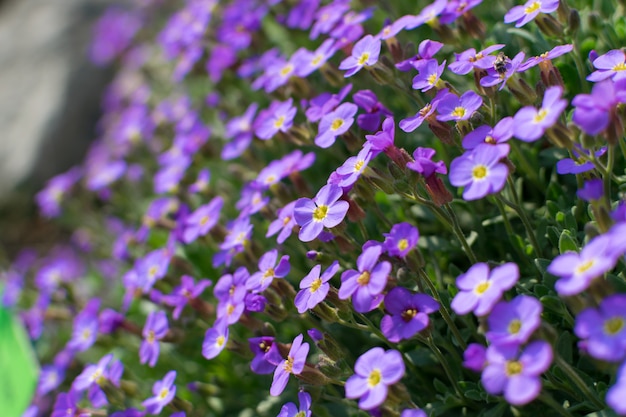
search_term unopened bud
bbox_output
[557,0,570,23]
[428,120,454,145]
[320,63,345,87]
[567,9,580,35]
[536,14,564,37]
[311,301,340,323]
[297,364,332,386]
[424,175,453,206]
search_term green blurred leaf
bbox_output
[559,230,579,254]
[0,305,39,417]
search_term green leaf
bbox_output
[0,305,39,417]
[558,230,579,254]
[433,378,449,394]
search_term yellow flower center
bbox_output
[265,174,277,185]
[354,160,364,172]
[310,278,323,293]
[262,268,275,280]
[274,115,286,129]
[81,329,92,341]
[313,205,328,221]
[158,387,170,399]
[147,330,156,343]
[576,259,595,274]
[533,108,548,123]
[401,308,418,322]
[227,304,235,316]
[505,360,523,376]
[485,135,496,144]
[419,103,432,116]
[148,265,158,278]
[604,317,625,335]
[283,356,294,373]
[295,412,306,417]
[259,341,271,352]
[200,215,210,226]
[474,281,491,295]
[216,335,225,347]
[368,369,382,386]
[280,64,294,77]
[452,106,467,118]
[472,165,488,180]
[311,55,323,66]
[357,271,371,286]
[358,52,370,66]
[282,216,291,226]
[524,0,541,14]
[614,63,626,71]
[427,73,438,85]
[331,118,344,131]
[398,239,409,251]
[508,319,522,334]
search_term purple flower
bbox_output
[292,39,337,77]
[223,103,258,160]
[277,391,312,417]
[140,311,169,367]
[406,147,447,178]
[89,8,141,66]
[556,147,606,174]
[451,262,519,317]
[142,371,177,415]
[286,0,319,30]
[338,245,391,313]
[547,233,616,296]
[36,167,81,218]
[249,336,282,374]
[353,89,393,131]
[486,295,543,345]
[294,184,349,242]
[448,44,505,75]
[267,201,297,244]
[305,84,353,122]
[202,319,229,360]
[255,99,297,140]
[294,261,340,313]
[463,343,487,371]
[449,144,509,201]
[335,144,374,188]
[436,90,483,122]
[51,391,87,417]
[162,275,212,319]
[575,294,626,362]
[480,51,526,90]
[270,334,310,396]
[72,354,113,397]
[513,86,567,142]
[462,117,514,158]
[365,117,395,155]
[578,179,604,202]
[339,35,381,77]
[380,287,439,342]
[588,49,626,82]
[383,222,419,257]
[504,0,559,27]
[518,44,574,71]
[247,250,291,292]
[482,341,552,405]
[183,196,224,243]
[399,89,448,132]
[412,59,446,92]
[606,362,626,414]
[67,298,100,352]
[572,78,626,135]
[315,102,358,148]
[345,347,405,410]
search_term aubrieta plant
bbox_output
[8,0,626,416]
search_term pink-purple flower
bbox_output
[436,90,483,122]
[380,287,439,342]
[270,334,310,396]
[588,49,626,82]
[294,184,349,242]
[294,261,340,313]
[338,245,391,313]
[486,295,543,345]
[575,294,626,362]
[451,262,519,317]
[140,311,169,367]
[338,35,381,77]
[504,0,559,27]
[142,371,177,414]
[345,347,405,410]
[449,144,509,201]
[513,86,567,142]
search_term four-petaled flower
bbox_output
[142,371,177,415]
[338,245,391,313]
[140,311,169,367]
[513,86,567,142]
[449,144,509,201]
[339,35,381,77]
[294,184,350,242]
[294,261,340,313]
[270,334,310,396]
[504,0,559,27]
[380,287,439,342]
[575,294,626,362]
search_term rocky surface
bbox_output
[0,0,114,197]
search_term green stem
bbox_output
[537,392,576,417]
[502,176,544,257]
[604,143,615,204]
[418,268,467,350]
[492,195,529,264]
[443,203,479,263]
[422,335,464,400]
[554,354,605,409]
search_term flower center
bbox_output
[474,281,491,295]
[81,329,92,341]
[354,160,364,172]
[604,317,625,335]
[357,271,371,286]
[295,412,306,417]
[227,303,235,316]
[427,73,438,85]
[485,135,496,144]
[472,165,488,180]
[283,356,294,373]
[613,63,626,71]
[533,108,548,123]
[397,239,409,251]
[274,115,286,129]
[358,52,370,66]
[311,55,323,66]
[147,330,156,343]
[200,215,210,226]
[401,308,418,322]
[158,388,170,399]
[310,278,323,293]
[282,216,291,226]
[265,174,277,185]
[331,118,344,131]
[524,0,541,14]
[216,335,225,347]
[576,259,595,274]
[368,369,382,386]
[280,64,294,77]
[259,341,271,352]
[508,319,522,334]
[148,265,158,278]
[419,103,432,116]
[452,106,466,118]
[505,360,523,376]
[313,205,328,221]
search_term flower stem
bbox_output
[501,176,544,258]
[554,354,605,409]
[537,392,576,417]
[442,203,479,263]
[422,335,464,400]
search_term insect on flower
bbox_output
[494,52,509,75]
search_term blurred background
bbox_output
[0,0,118,261]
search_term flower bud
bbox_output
[567,9,580,35]
[320,63,345,87]
[535,14,564,38]
[311,301,340,323]
[297,364,332,386]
